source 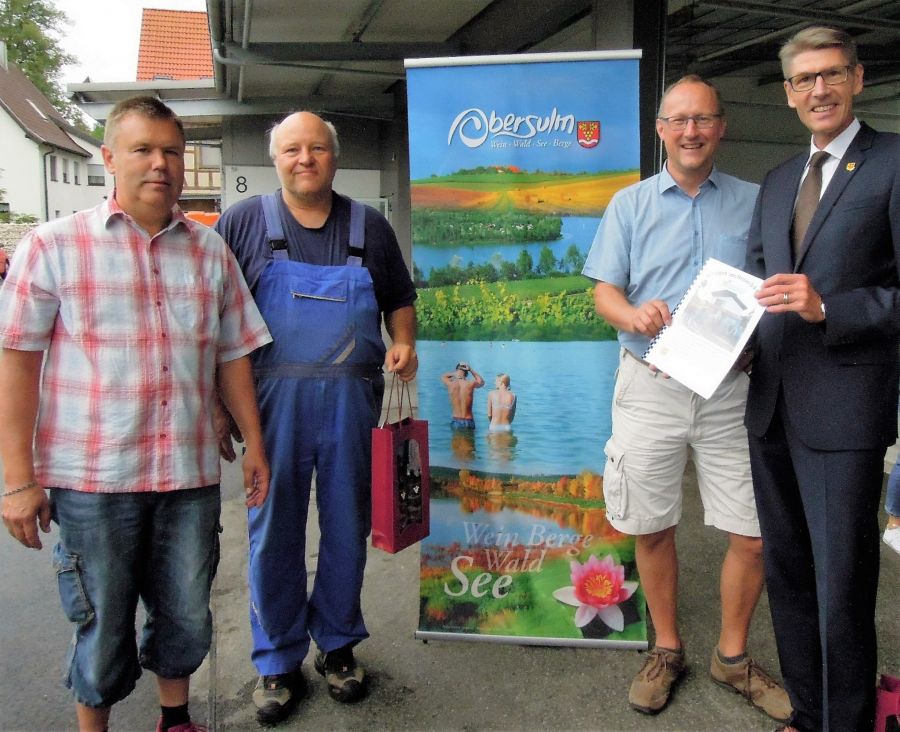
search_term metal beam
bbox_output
[69,79,218,94]
[451,0,593,54]
[677,32,899,81]
[695,0,899,63]
[207,0,225,94]
[696,24,804,63]
[228,40,460,62]
[213,46,403,79]
[695,0,900,32]
[75,95,394,123]
[237,0,254,104]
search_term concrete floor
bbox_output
[1,459,897,731]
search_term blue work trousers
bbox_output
[248,373,382,674]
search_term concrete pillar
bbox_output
[591,0,666,178]
[383,80,413,273]
[633,0,667,177]
[591,0,634,50]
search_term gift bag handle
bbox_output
[382,376,416,426]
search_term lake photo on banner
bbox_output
[414,216,601,277]
[418,339,619,476]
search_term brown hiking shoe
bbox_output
[314,645,367,703]
[710,650,792,722]
[629,646,686,714]
[252,669,306,725]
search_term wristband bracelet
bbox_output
[2,480,41,497]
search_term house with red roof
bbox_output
[0,42,111,222]
[137,9,214,82]
[136,8,221,214]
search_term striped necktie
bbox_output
[792,150,830,262]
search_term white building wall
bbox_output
[46,145,111,220]
[220,164,382,213]
[82,146,115,207]
[0,109,113,222]
[0,110,43,219]
[220,114,386,216]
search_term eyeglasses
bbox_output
[656,114,723,130]
[785,65,855,92]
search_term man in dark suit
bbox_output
[746,26,900,732]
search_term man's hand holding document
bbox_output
[643,258,764,399]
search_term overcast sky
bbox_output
[52,0,206,85]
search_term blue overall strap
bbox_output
[261,193,289,261]
[347,199,365,267]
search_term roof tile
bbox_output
[136,9,213,81]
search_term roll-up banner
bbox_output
[406,51,646,648]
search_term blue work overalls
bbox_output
[248,194,385,674]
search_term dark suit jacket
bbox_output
[745,122,900,450]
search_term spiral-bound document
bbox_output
[643,258,764,399]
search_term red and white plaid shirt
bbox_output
[0,198,272,493]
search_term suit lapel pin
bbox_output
[845,162,856,172]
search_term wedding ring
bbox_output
[783,292,790,305]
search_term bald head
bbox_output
[269,111,340,206]
[268,112,340,160]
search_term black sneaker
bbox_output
[252,669,306,725]
[314,645,367,703]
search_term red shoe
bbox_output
[155,719,208,732]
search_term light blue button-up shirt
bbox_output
[582,165,759,357]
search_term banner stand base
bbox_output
[415,630,647,650]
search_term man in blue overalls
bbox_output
[215,112,418,725]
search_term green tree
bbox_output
[0,0,81,124]
[516,249,534,278]
[536,245,557,275]
[561,244,586,273]
[499,261,519,280]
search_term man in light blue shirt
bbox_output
[584,164,756,359]
[582,75,789,722]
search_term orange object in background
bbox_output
[184,211,220,227]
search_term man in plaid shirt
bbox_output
[0,97,272,732]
